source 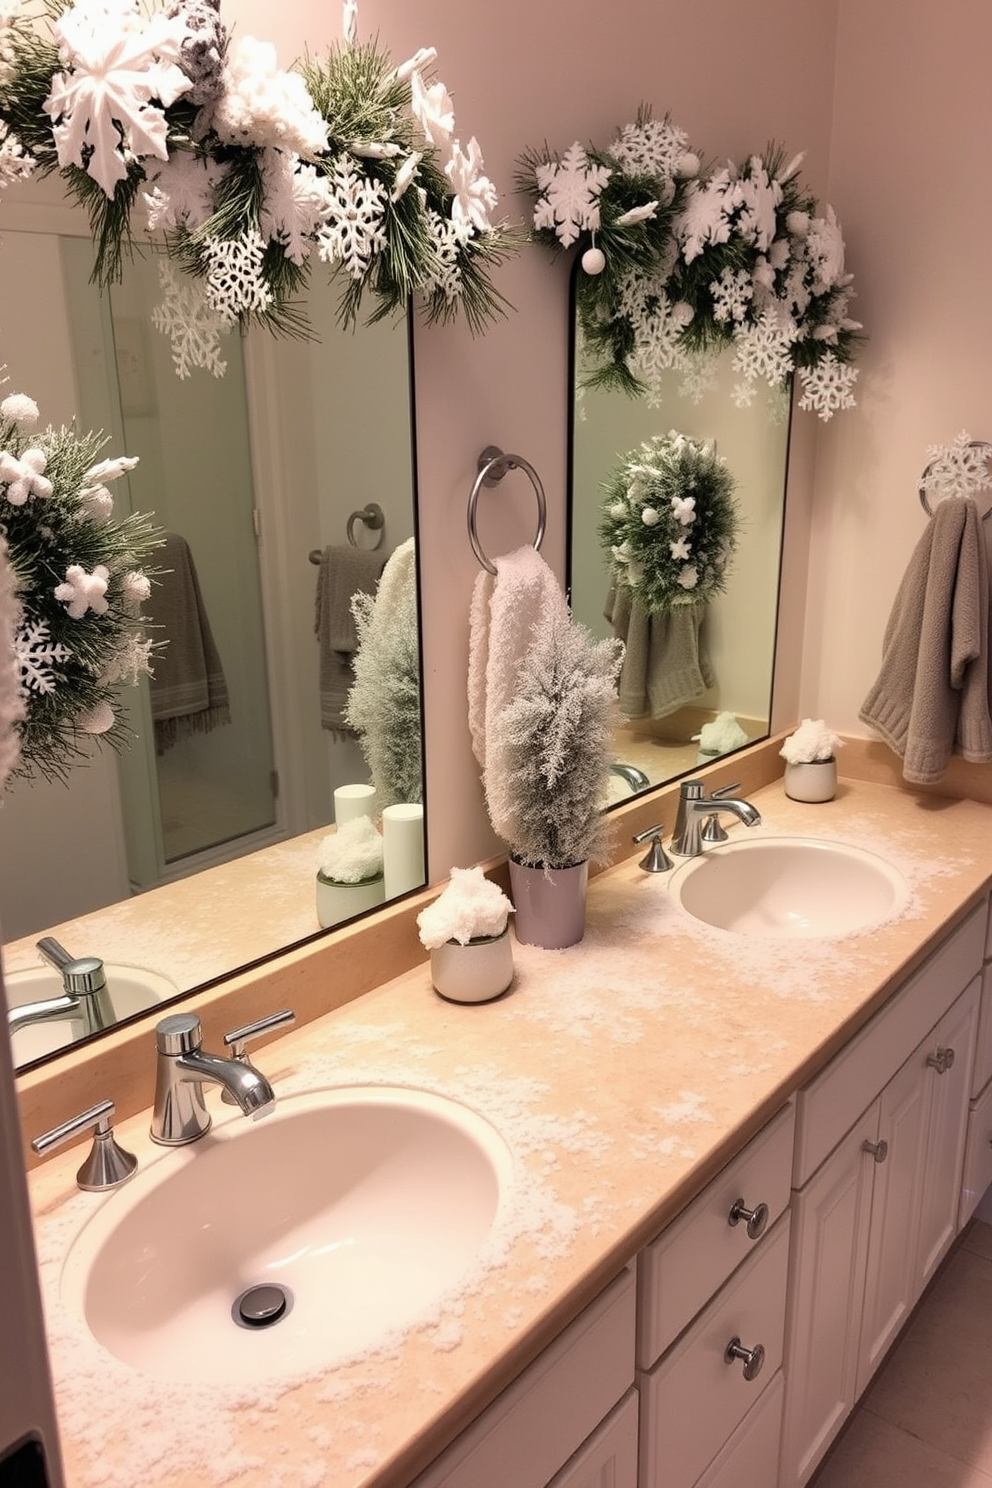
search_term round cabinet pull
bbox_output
[862,1138,889,1163]
[727,1197,769,1240]
[724,1336,765,1382]
[926,1047,955,1075]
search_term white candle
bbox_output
[382,803,425,899]
[334,782,377,826]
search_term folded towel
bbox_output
[859,497,992,783]
[314,544,388,735]
[605,584,714,719]
[149,532,231,754]
[467,545,570,842]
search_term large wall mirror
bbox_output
[568,288,790,803]
[0,178,423,1072]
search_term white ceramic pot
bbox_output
[783,758,838,803]
[430,928,514,1004]
[315,871,385,928]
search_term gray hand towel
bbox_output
[315,544,388,735]
[606,584,714,719]
[859,497,992,783]
[149,532,231,755]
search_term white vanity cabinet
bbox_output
[411,1266,637,1488]
[959,907,992,1227]
[636,1104,796,1488]
[780,900,986,1488]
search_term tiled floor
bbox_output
[813,1219,992,1486]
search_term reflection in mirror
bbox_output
[0,199,423,1072]
[569,332,790,805]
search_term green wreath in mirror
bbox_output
[0,0,515,379]
[599,431,739,614]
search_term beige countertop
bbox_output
[25,772,992,1488]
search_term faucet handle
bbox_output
[155,1011,203,1055]
[632,825,674,873]
[710,781,742,800]
[32,1099,137,1191]
[221,1009,295,1104]
[223,1009,296,1060]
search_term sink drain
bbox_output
[233,1283,292,1330]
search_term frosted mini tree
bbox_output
[489,609,623,870]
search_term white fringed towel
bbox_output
[467,545,570,842]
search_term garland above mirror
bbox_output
[0,0,515,377]
[518,109,863,421]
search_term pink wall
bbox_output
[802,0,992,742]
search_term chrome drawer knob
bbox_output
[724,1336,765,1382]
[926,1046,955,1075]
[862,1138,888,1163]
[728,1197,769,1240]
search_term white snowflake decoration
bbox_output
[260,150,334,265]
[678,353,720,405]
[731,311,798,389]
[921,431,992,502]
[674,169,735,263]
[203,228,273,320]
[54,562,110,619]
[315,154,388,279]
[45,2,193,197]
[710,267,753,325]
[731,380,757,409]
[12,618,71,696]
[445,136,498,241]
[99,632,154,685]
[730,158,782,252]
[609,116,692,179]
[797,351,859,421]
[533,142,611,249]
[0,446,53,505]
[422,210,462,302]
[150,259,228,378]
[143,151,225,232]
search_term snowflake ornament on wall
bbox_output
[0,384,164,783]
[920,431,992,505]
[519,110,864,419]
[0,0,515,377]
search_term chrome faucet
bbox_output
[670,779,762,858]
[610,761,651,793]
[150,1012,277,1145]
[7,937,115,1038]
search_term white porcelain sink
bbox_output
[61,1085,514,1385]
[6,963,177,1064]
[670,836,909,938]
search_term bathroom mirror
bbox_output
[568,299,791,804]
[0,179,424,1072]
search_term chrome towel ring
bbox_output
[467,446,547,575]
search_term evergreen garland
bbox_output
[0,1,515,376]
[0,395,163,784]
[599,432,739,614]
[518,110,865,418]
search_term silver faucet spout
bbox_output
[670,780,762,858]
[151,1012,276,1146]
[8,992,81,1036]
[7,938,115,1038]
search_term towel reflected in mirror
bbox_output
[149,533,231,754]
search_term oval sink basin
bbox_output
[670,837,909,938]
[6,963,177,1065]
[62,1086,514,1385]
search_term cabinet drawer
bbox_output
[794,901,986,1186]
[638,1214,790,1488]
[412,1266,635,1488]
[695,1370,785,1488]
[960,1080,992,1229]
[637,1103,795,1368]
[546,1388,638,1488]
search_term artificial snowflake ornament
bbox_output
[610,115,692,178]
[921,432,992,503]
[797,351,859,421]
[45,2,193,196]
[204,228,274,319]
[151,259,229,377]
[533,143,611,249]
[0,446,53,505]
[12,618,71,696]
[315,154,388,279]
[143,151,225,231]
[54,563,111,619]
[446,136,498,240]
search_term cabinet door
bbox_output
[916,976,981,1288]
[779,1105,878,1488]
[546,1389,637,1488]
[855,1050,929,1398]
